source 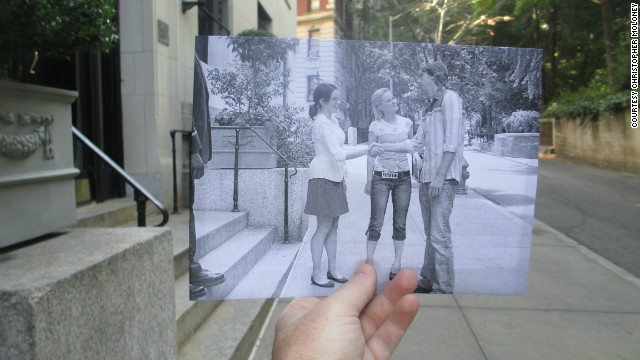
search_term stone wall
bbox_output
[554,107,640,173]
[493,133,540,159]
[540,120,553,146]
[193,168,310,243]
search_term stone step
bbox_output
[174,271,222,350]
[227,241,301,300]
[75,197,137,227]
[193,210,248,260]
[178,298,275,360]
[117,209,191,279]
[198,226,277,300]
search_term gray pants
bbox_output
[418,180,457,293]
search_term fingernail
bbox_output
[352,264,371,278]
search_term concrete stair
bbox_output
[75,197,137,227]
[198,225,277,300]
[76,199,295,359]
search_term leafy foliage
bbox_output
[207,61,283,117]
[502,110,540,133]
[349,0,629,123]
[542,89,628,122]
[0,0,119,80]
[207,35,310,166]
[266,105,314,168]
[336,36,542,138]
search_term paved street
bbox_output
[535,157,640,278]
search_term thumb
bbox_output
[323,264,377,317]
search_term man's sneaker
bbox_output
[190,269,225,287]
[190,284,207,300]
[413,283,433,294]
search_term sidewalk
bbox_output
[253,148,640,360]
[281,151,532,297]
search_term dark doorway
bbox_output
[19,5,125,204]
[73,46,126,203]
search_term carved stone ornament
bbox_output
[0,111,55,159]
[222,133,257,148]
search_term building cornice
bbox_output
[297,11,335,24]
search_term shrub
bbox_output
[503,110,541,133]
[543,70,628,121]
[266,106,313,168]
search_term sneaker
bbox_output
[190,284,207,299]
[190,269,225,287]
[413,284,433,294]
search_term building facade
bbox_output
[293,0,353,128]
[118,0,296,206]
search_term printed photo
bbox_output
[189,35,542,300]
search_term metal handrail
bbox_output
[72,126,169,227]
[247,127,299,178]
[170,129,192,214]
[212,124,299,243]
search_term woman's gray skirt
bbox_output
[304,178,349,217]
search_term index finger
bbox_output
[359,269,418,341]
[321,264,377,317]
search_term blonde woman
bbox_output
[365,88,413,280]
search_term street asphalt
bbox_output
[535,157,640,279]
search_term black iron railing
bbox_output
[170,129,192,214]
[214,125,298,243]
[72,126,169,227]
[170,125,298,242]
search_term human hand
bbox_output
[272,264,419,360]
[429,174,444,197]
[365,180,372,196]
[369,144,384,157]
[192,153,205,179]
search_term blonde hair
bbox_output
[371,88,392,121]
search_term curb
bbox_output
[534,218,640,289]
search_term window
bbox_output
[308,0,320,12]
[307,76,320,102]
[308,29,320,58]
[258,3,272,32]
[198,0,229,36]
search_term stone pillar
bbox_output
[0,228,176,359]
[347,127,357,146]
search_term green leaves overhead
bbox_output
[0,0,119,79]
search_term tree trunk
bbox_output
[548,0,558,102]
[599,0,615,91]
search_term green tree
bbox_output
[0,0,118,81]
[351,0,629,114]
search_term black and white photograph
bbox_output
[189,35,542,300]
